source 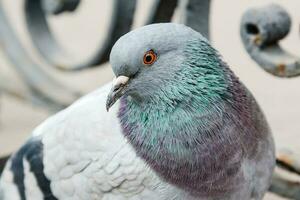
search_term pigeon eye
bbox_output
[143,50,157,65]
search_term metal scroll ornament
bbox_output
[0,0,210,111]
[241,4,300,77]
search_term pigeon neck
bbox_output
[117,39,247,197]
[118,93,245,197]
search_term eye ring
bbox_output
[143,50,157,65]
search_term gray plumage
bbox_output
[0,23,275,200]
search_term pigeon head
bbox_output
[106,23,208,110]
[106,23,247,195]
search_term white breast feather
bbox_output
[29,83,185,200]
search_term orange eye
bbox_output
[143,50,157,65]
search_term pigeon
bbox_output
[0,23,275,200]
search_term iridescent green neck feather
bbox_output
[118,39,248,196]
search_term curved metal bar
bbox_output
[180,0,210,40]
[277,149,300,176]
[145,0,178,24]
[42,0,80,15]
[0,155,9,175]
[0,2,80,111]
[270,172,300,199]
[25,0,211,71]
[241,4,300,78]
[24,0,136,71]
[146,0,211,40]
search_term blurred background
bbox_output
[0,0,299,199]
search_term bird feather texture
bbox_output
[0,23,275,200]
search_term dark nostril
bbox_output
[113,83,125,92]
[113,85,121,92]
[245,23,260,35]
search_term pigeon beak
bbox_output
[106,76,129,111]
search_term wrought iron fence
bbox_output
[0,0,299,199]
[0,0,210,111]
